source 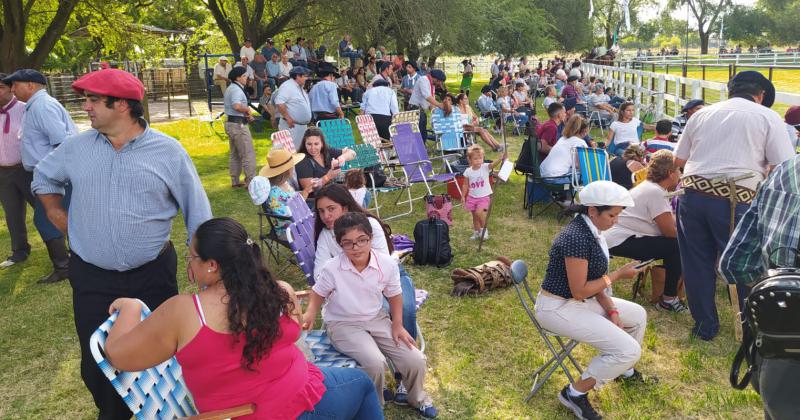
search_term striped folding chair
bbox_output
[286,217,317,285]
[270,129,296,153]
[509,260,582,401]
[90,301,255,419]
[571,147,611,192]
[317,118,356,150]
[356,114,392,165]
[430,107,467,156]
[391,109,420,126]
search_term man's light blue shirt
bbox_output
[21,89,77,171]
[309,80,340,113]
[266,61,281,78]
[31,124,212,271]
[224,82,248,116]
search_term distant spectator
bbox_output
[542,85,559,110]
[250,53,268,95]
[361,78,398,140]
[338,34,360,67]
[265,53,282,88]
[456,93,502,151]
[783,105,800,149]
[279,53,293,80]
[476,85,500,129]
[336,68,363,104]
[213,56,232,95]
[642,120,676,157]
[260,38,280,62]
[240,38,256,62]
[291,37,308,68]
[587,84,616,125]
[234,56,256,95]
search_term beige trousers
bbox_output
[224,122,256,185]
[213,79,228,95]
[326,312,431,407]
[535,292,647,389]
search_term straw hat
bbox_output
[259,148,305,178]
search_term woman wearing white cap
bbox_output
[535,180,651,420]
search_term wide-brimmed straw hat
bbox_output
[259,148,305,178]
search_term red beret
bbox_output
[72,69,145,101]
[785,106,800,126]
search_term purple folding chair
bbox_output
[286,193,313,221]
[287,217,316,285]
[387,123,462,219]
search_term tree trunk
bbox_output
[605,25,614,49]
[0,0,80,72]
[699,29,710,54]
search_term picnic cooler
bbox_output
[447,175,495,200]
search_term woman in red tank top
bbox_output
[104,217,383,419]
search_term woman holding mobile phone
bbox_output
[535,181,654,420]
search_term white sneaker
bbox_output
[469,231,479,240]
[482,229,489,240]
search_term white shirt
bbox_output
[291,45,307,61]
[674,97,795,190]
[540,136,586,177]
[603,180,673,248]
[542,96,557,110]
[234,62,254,79]
[312,251,401,323]
[786,123,799,148]
[279,61,293,78]
[213,62,231,79]
[463,163,493,198]
[361,86,399,116]
[350,187,368,206]
[408,74,432,110]
[239,46,256,62]
[314,217,389,277]
[610,118,641,146]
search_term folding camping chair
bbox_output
[509,260,583,401]
[286,217,317,285]
[391,109,420,126]
[343,143,404,218]
[430,107,468,157]
[607,123,645,157]
[387,123,461,220]
[571,147,611,193]
[271,129,297,152]
[523,132,573,219]
[258,193,314,273]
[90,302,255,419]
[317,118,357,150]
[356,114,394,165]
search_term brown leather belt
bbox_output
[683,175,756,205]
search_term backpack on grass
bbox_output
[412,217,452,267]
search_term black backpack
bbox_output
[514,130,538,175]
[412,217,452,267]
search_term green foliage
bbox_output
[724,5,770,45]
[539,0,594,52]
[481,0,555,57]
[759,0,800,45]
[591,0,656,48]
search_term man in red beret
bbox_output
[31,68,212,419]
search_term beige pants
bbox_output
[327,312,431,407]
[213,79,228,95]
[224,122,256,185]
[534,292,647,389]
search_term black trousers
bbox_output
[0,166,35,259]
[609,235,682,297]
[407,105,428,140]
[752,355,800,420]
[70,243,178,420]
[372,113,392,141]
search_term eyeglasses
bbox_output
[339,236,371,250]
[184,252,201,263]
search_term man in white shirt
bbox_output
[291,37,308,68]
[274,66,312,150]
[212,56,232,95]
[279,53,293,79]
[239,39,256,62]
[673,71,795,341]
[234,56,256,95]
[361,79,399,139]
[407,63,445,139]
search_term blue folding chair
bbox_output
[571,147,611,192]
[317,118,356,150]
[90,301,255,419]
[431,108,467,156]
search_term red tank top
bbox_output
[176,295,325,419]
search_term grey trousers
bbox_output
[0,165,35,259]
[224,121,256,185]
[752,356,800,420]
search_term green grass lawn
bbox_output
[0,79,763,419]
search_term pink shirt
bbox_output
[313,251,402,322]
[176,295,325,419]
[0,98,25,166]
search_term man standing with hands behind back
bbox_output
[4,69,76,284]
[223,66,256,188]
[31,68,212,419]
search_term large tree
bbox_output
[591,0,653,48]
[540,0,593,52]
[723,5,769,45]
[759,0,800,45]
[668,0,730,54]
[0,0,81,72]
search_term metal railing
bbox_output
[623,51,800,66]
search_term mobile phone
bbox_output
[634,259,656,270]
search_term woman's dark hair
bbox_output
[456,92,468,104]
[564,204,613,216]
[333,212,373,243]
[298,127,329,162]
[194,217,292,370]
[314,184,393,252]
[619,102,634,121]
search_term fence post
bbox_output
[768,67,774,81]
[681,64,687,99]
[167,70,172,120]
[657,76,666,117]
[691,80,702,101]
[142,88,151,123]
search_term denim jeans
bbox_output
[382,264,418,339]
[33,183,71,241]
[298,367,384,420]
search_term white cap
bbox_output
[248,176,271,206]
[576,180,635,207]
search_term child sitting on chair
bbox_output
[461,144,506,240]
[260,148,312,239]
[302,212,438,418]
[345,169,371,208]
[641,119,677,160]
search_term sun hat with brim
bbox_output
[259,148,305,178]
[576,180,635,207]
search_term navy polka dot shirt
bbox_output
[542,216,609,299]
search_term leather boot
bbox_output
[37,238,69,284]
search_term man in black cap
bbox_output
[274,66,312,149]
[674,71,795,341]
[261,38,280,63]
[407,65,445,138]
[223,66,256,188]
[672,99,705,136]
[309,63,344,121]
[4,69,76,284]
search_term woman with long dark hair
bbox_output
[295,127,355,200]
[104,218,382,419]
[311,184,418,404]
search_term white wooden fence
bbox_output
[583,62,800,120]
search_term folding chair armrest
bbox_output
[430,153,462,161]
[377,139,393,147]
[403,158,433,167]
[184,403,256,420]
[259,211,292,221]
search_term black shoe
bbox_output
[615,369,659,385]
[558,385,602,420]
[37,268,68,284]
